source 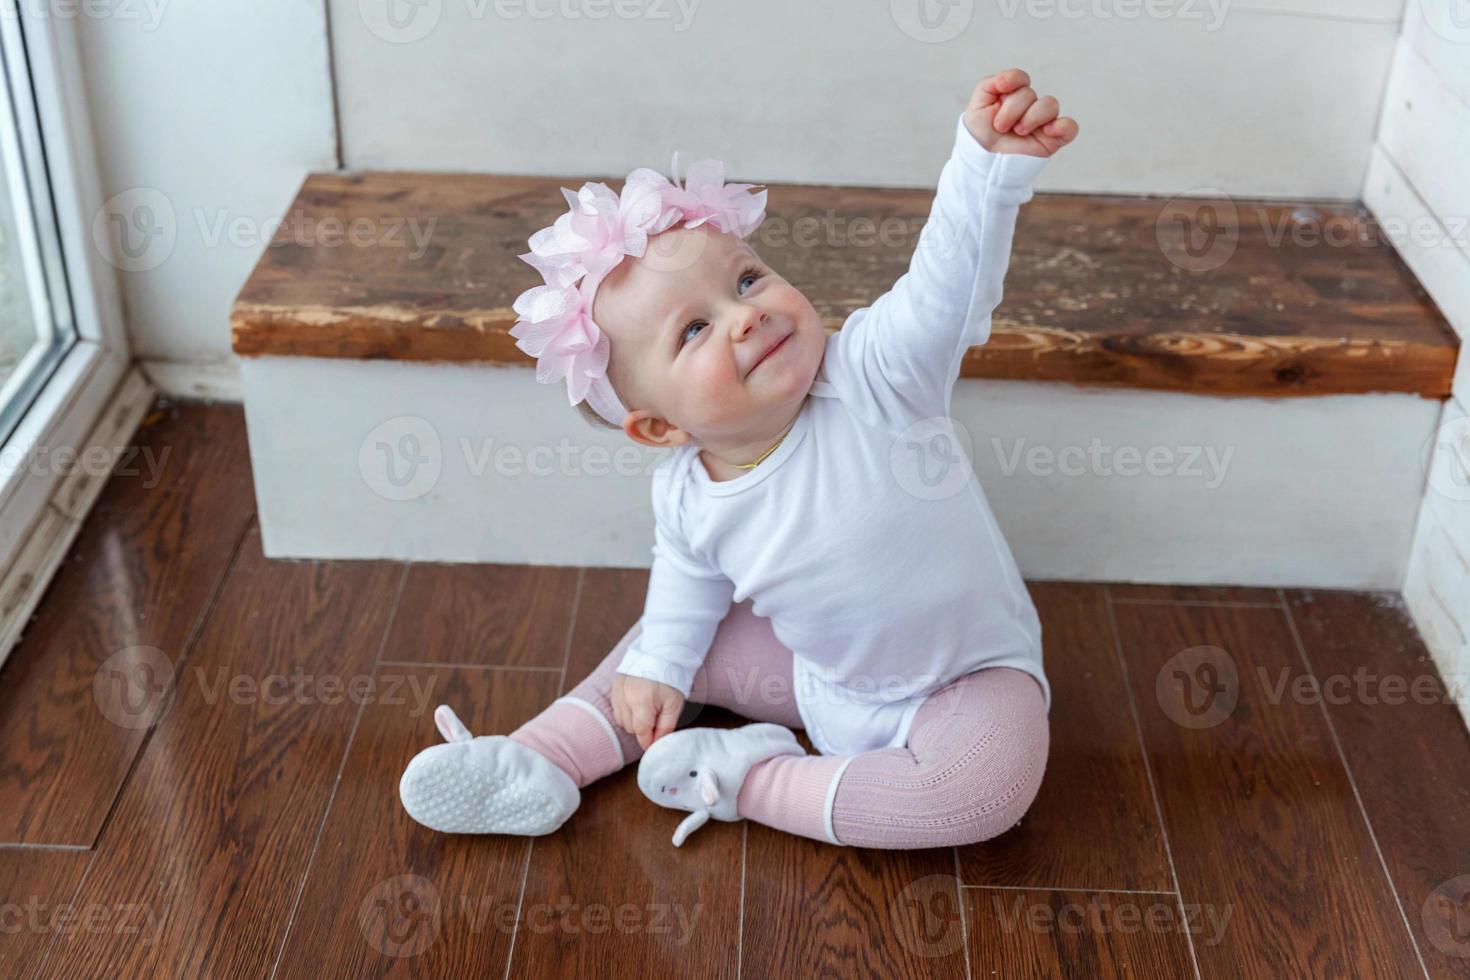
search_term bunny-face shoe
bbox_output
[399,704,580,836]
[636,722,807,846]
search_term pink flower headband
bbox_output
[509,156,768,426]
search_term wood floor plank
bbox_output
[0,849,90,979]
[512,567,745,978]
[36,527,404,979]
[742,828,968,980]
[959,582,1171,891]
[964,887,1199,977]
[0,403,254,845]
[273,664,562,978]
[1285,589,1470,979]
[1110,598,1424,978]
[381,563,580,668]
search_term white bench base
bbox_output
[241,355,1439,590]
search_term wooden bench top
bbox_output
[231,171,1458,399]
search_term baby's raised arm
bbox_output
[825,69,1077,424]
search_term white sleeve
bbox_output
[615,467,735,698]
[824,111,1050,424]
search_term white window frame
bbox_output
[0,9,131,573]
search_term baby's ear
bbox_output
[699,771,720,806]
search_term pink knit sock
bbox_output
[509,697,626,789]
[735,753,854,844]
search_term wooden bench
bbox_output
[232,171,1457,400]
[228,170,1454,586]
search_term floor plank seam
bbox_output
[1101,585,1205,980]
[556,568,586,697]
[0,842,90,851]
[79,511,258,853]
[501,837,535,980]
[267,561,410,980]
[953,847,973,980]
[1276,588,1432,980]
[738,820,747,980]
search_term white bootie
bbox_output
[399,704,580,836]
[636,722,807,846]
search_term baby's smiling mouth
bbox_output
[749,333,792,376]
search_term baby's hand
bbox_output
[611,673,686,751]
[963,68,1078,158]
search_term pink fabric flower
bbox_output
[664,155,768,238]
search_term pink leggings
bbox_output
[510,597,1050,849]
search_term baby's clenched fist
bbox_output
[963,68,1078,158]
[612,673,686,751]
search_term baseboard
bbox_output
[138,356,242,402]
[0,367,154,672]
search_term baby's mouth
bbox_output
[749,333,792,376]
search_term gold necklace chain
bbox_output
[731,430,787,470]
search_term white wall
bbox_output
[333,0,1400,197]
[74,1,1405,378]
[75,1,337,394]
[1363,0,1470,725]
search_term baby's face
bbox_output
[593,224,826,449]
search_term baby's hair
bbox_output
[576,397,621,431]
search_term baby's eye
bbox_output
[679,320,707,347]
[738,268,762,294]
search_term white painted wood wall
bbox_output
[1363,0,1470,726]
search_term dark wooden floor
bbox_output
[2,401,1468,979]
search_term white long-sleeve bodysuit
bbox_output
[615,112,1053,757]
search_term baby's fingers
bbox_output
[630,699,658,751]
[1035,116,1080,153]
[970,68,1030,110]
[1014,95,1059,137]
[992,86,1038,135]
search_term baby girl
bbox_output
[400,69,1078,849]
